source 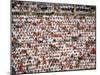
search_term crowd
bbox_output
[11,1,96,74]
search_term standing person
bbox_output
[11,66,16,75]
[18,62,24,73]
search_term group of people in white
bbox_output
[11,1,96,74]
